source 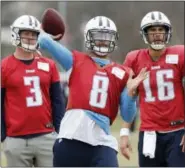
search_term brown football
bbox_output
[41,8,65,40]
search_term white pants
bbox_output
[3,132,57,167]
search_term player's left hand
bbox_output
[127,67,148,96]
[120,135,132,160]
[180,134,185,152]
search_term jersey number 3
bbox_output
[143,69,175,102]
[23,76,42,107]
[89,75,109,108]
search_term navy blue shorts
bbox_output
[53,138,118,167]
[138,129,185,167]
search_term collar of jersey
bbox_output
[91,57,111,67]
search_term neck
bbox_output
[148,47,165,61]
[14,47,34,60]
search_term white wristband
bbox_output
[120,128,130,137]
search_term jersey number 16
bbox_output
[143,69,175,102]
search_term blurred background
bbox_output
[1,1,184,62]
[1,1,184,167]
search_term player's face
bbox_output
[20,30,38,45]
[92,31,114,39]
[147,26,166,45]
[89,31,117,58]
[94,40,110,47]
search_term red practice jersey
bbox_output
[124,45,184,131]
[1,53,60,136]
[67,50,130,124]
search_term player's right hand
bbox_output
[51,34,63,41]
[40,24,63,41]
[120,135,132,160]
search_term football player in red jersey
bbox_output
[38,15,148,167]
[1,15,65,167]
[121,11,185,167]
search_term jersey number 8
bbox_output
[89,75,109,108]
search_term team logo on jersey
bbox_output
[111,67,125,80]
[97,71,107,75]
[37,62,49,72]
[166,54,178,64]
[26,69,35,73]
[151,66,160,70]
